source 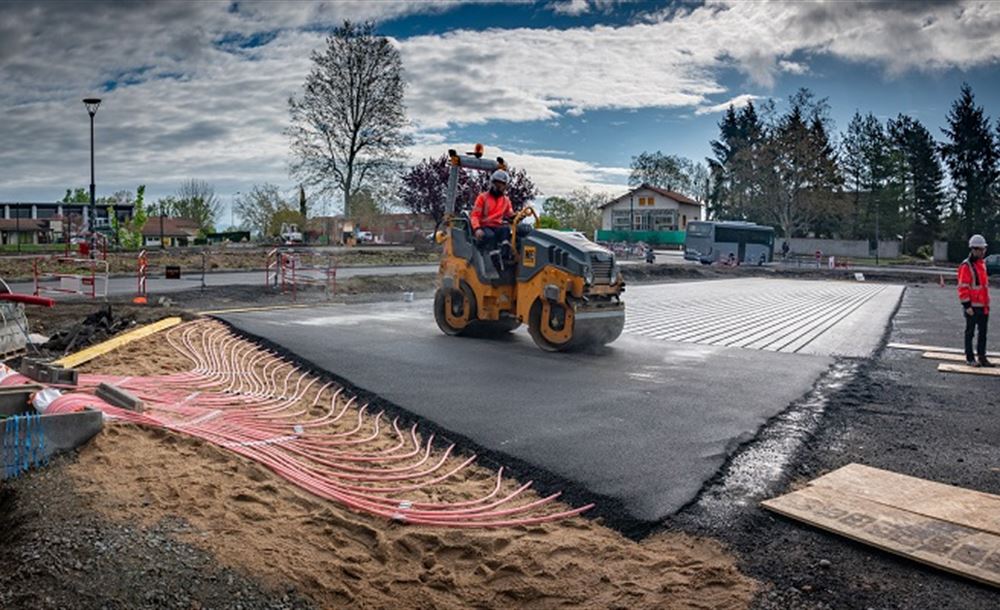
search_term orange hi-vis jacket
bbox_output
[958,257,990,313]
[470,191,513,231]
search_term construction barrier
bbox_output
[33,257,109,299]
[136,249,148,303]
[265,249,337,301]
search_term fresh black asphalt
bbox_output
[218,296,833,528]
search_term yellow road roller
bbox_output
[434,148,625,351]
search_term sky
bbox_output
[2,0,1000,226]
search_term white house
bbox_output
[599,184,703,232]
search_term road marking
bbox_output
[624,281,892,355]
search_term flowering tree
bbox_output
[399,155,539,224]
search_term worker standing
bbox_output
[471,170,514,251]
[958,234,993,367]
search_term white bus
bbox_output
[684,221,775,265]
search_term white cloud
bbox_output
[3,0,1000,209]
[778,60,808,75]
[695,94,764,115]
[406,142,629,197]
[551,0,591,16]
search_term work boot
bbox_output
[500,240,513,262]
[978,357,995,368]
[965,358,980,367]
[489,249,504,272]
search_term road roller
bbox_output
[433,147,626,351]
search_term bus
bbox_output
[684,221,775,265]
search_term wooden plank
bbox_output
[54,317,183,368]
[889,342,1000,357]
[762,485,1000,588]
[809,464,1000,537]
[922,351,969,362]
[938,363,1000,377]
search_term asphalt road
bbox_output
[217,278,903,529]
[675,284,1000,609]
[10,264,438,299]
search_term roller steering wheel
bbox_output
[509,205,538,253]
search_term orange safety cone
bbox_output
[132,296,147,305]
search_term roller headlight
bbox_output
[583,265,594,285]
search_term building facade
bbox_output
[0,201,135,241]
[599,184,702,232]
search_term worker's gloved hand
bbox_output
[474,229,485,241]
[966,307,975,316]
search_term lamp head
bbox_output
[83,98,102,116]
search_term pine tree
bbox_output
[940,83,999,240]
[888,115,945,253]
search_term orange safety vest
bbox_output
[470,191,513,230]
[958,257,990,313]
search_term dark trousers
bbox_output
[964,307,989,360]
[478,226,511,251]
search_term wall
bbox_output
[785,238,900,259]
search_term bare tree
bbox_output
[288,21,410,218]
[172,179,223,234]
[234,183,291,238]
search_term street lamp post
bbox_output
[83,98,102,258]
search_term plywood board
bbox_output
[938,363,1000,377]
[808,464,1000,537]
[889,342,1000,357]
[762,485,1000,588]
[922,351,970,362]
[54,317,183,368]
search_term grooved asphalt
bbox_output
[217,278,902,525]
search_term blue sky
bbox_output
[2,1,1000,226]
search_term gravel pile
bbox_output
[0,458,315,610]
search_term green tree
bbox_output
[708,101,765,220]
[753,89,842,237]
[542,190,605,235]
[537,215,560,229]
[61,187,89,203]
[288,21,410,217]
[125,185,148,249]
[888,115,945,253]
[629,151,692,194]
[940,83,999,241]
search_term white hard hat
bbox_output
[490,170,510,184]
[969,234,988,248]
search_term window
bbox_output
[681,214,687,229]
[686,222,712,237]
[612,210,631,230]
[638,196,655,207]
[648,210,676,231]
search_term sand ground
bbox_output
[58,321,758,609]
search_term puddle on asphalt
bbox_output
[683,360,859,523]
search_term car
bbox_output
[357,231,374,242]
[985,254,1000,274]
